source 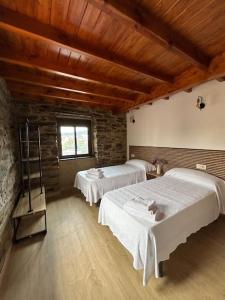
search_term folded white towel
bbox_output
[124,198,165,222]
[86,173,104,180]
[124,205,155,221]
[87,168,104,176]
[125,198,149,211]
[123,199,155,220]
[131,197,157,213]
[88,168,102,172]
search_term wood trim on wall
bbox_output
[129,145,225,180]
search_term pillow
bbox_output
[126,159,156,172]
[165,168,222,184]
[165,168,225,214]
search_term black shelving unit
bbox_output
[13,119,47,242]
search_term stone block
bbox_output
[0,78,20,267]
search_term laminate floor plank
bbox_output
[1,193,225,300]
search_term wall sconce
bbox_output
[197,96,206,110]
[130,115,135,123]
[129,110,135,123]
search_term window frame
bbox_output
[57,118,92,159]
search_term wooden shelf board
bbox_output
[16,214,46,240]
[146,172,163,178]
[23,172,41,180]
[13,187,46,218]
[21,157,39,162]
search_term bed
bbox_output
[74,159,155,205]
[98,168,225,286]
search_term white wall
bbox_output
[127,80,225,152]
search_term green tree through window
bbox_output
[58,119,92,158]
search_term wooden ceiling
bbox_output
[0,0,225,112]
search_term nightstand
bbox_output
[146,171,163,180]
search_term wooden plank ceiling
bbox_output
[0,0,225,112]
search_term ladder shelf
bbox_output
[13,119,47,242]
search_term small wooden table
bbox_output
[146,171,163,180]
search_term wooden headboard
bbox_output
[129,146,225,180]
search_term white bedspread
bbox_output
[99,175,224,285]
[74,164,146,205]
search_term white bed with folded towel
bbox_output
[98,168,225,286]
[74,159,155,205]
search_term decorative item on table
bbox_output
[152,159,167,175]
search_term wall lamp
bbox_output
[197,96,206,110]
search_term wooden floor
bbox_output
[1,193,225,300]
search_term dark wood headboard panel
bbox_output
[129,146,225,180]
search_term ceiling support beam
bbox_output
[5,77,134,104]
[122,51,225,111]
[0,5,173,83]
[7,81,127,108]
[88,0,210,69]
[0,63,138,101]
[12,92,116,110]
[0,50,149,94]
[217,76,225,82]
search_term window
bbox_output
[58,119,92,159]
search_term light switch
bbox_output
[196,164,207,171]
[131,153,135,158]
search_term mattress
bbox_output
[99,171,225,285]
[74,164,146,205]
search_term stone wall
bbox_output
[0,79,19,269]
[16,100,127,199]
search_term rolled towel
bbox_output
[148,201,158,214]
[155,210,165,222]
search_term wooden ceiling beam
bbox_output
[122,51,225,111]
[4,77,134,104]
[217,76,225,82]
[0,49,148,94]
[7,81,126,108]
[88,0,210,69]
[12,92,116,111]
[0,63,138,101]
[0,5,172,83]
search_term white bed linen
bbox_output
[74,164,146,205]
[99,175,224,285]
